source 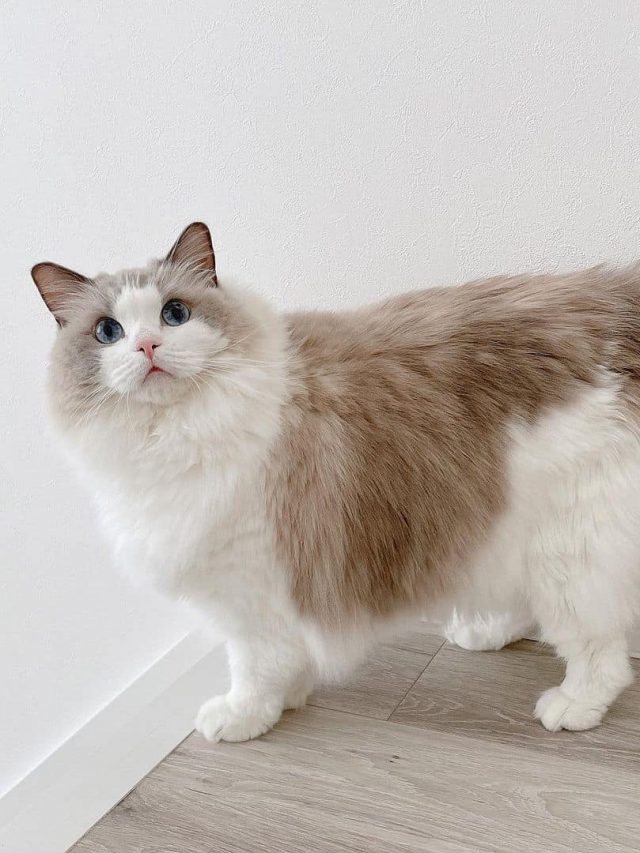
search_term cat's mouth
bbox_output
[144,365,169,381]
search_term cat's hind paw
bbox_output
[444,610,532,652]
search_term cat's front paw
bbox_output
[195,694,283,743]
[534,687,605,732]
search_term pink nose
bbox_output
[137,339,160,361]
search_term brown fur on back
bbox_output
[266,267,640,626]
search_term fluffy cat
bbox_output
[32,222,640,741]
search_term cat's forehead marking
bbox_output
[115,282,162,327]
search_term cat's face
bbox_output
[32,223,258,417]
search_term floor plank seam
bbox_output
[429,638,448,659]
[305,700,397,722]
[385,640,446,721]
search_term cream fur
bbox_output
[33,226,640,742]
[67,294,640,741]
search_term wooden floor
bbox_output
[73,627,640,853]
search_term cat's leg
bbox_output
[534,634,633,732]
[196,620,311,743]
[528,445,639,732]
[444,607,534,651]
[284,667,315,710]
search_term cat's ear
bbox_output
[166,222,217,285]
[31,262,92,326]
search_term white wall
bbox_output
[2,0,640,796]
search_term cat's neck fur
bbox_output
[55,287,291,486]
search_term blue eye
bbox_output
[162,300,190,326]
[95,317,124,344]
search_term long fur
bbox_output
[32,224,640,741]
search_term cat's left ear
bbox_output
[31,262,92,326]
[166,222,217,286]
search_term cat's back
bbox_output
[270,266,640,626]
[286,265,640,388]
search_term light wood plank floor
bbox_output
[73,627,640,853]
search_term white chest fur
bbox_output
[68,385,281,613]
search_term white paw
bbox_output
[195,694,282,743]
[284,672,314,711]
[534,687,605,732]
[445,623,506,651]
[444,610,531,652]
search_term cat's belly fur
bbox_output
[447,382,640,637]
[95,380,640,678]
[300,382,640,673]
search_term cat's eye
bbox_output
[162,300,190,326]
[95,317,124,344]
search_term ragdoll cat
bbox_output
[32,222,640,742]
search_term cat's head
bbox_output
[32,223,282,430]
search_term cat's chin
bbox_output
[131,372,193,405]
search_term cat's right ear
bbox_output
[31,263,91,326]
[166,222,217,285]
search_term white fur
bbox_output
[443,609,534,651]
[448,380,640,731]
[100,282,228,402]
[61,282,640,741]
[62,283,313,743]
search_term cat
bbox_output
[32,222,640,742]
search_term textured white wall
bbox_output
[2,0,640,793]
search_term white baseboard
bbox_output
[0,632,228,853]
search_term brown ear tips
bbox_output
[167,222,217,284]
[31,262,50,287]
[30,262,58,304]
[31,262,89,286]
[181,222,213,243]
[188,221,210,234]
[30,262,90,323]
[31,263,61,323]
